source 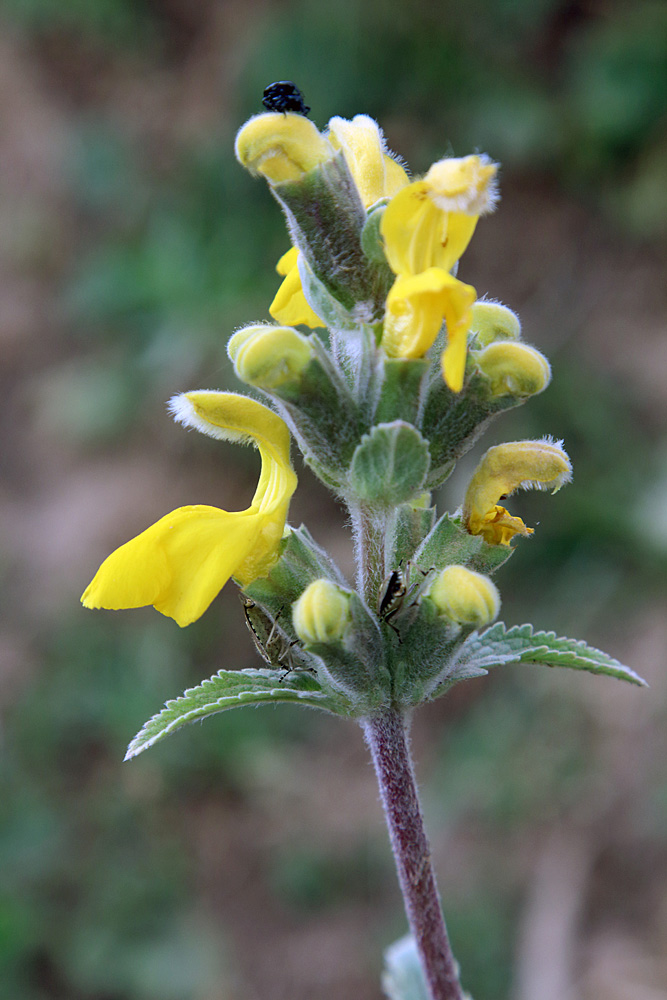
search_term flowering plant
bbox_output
[82,104,644,1000]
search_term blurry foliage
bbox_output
[2,0,666,995]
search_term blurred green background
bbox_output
[2,1,666,998]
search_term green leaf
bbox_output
[414,512,514,575]
[125,667,348,760]
[447,622,647,688]
[349,421,430,506]
[382,935,430,1000]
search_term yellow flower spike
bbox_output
[473,341,552,398]
[381,154,498,277]
[270,247,323,328]
[235,113,333,184]
[327,115,409,208]
[81,393,297,627]
[228,323,313,390]
[293,579,352,646]
[463,439,572,546]
[383,268,476,369]
[428,565,500,626]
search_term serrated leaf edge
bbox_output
[450,622,647,687]
[125,668,343,760]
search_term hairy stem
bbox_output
[350,504,386,606]
[362,708,464,1000]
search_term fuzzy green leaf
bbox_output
[126,667,347,760]
[382,935,430,1000]
[447,622,647,688]
[350,421,430,505]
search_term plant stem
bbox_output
[362,708,464,1000]
[350,504,386,606]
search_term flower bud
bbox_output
[473,341,551,397]
[293,579,352,646]
[235,113,333,184]
[470,301,521,347]
[463,439,572,545]
[227,324,313,390]
[428,565,500,626]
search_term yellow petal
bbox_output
[383,269,476,380]
[327,115,409,208]
[82,506,263,627]
[83,393,298,626]
[270,254,323,328]
[276,246,299,276]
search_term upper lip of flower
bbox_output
[81,393,297,627]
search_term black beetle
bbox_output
[262,81,310,116]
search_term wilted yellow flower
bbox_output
[463,439,572,545]
[82,393,297,627]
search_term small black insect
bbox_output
[262,81,310,116]
[377,569,408,623]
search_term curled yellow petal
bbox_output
[463,439,572,545]
[235,113,333,184]
[82,393,297,626]
[383,268,476,367]
[270,248,323,328]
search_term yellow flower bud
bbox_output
[463,439,572,545]
[235,113,333,184]
[428,565,500,626]
[473,341,551,397]
[227,324,313,390]
[470,301,521,347]
[293,579,352,646]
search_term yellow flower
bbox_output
[326,114,409,208]
[463,439,572,545]
[383,268,476,391]
[269,247,323,328]
[81,393,297,627]
[380,154,498,276]
[235,112,333,184]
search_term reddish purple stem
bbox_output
[362,708,464,1000]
